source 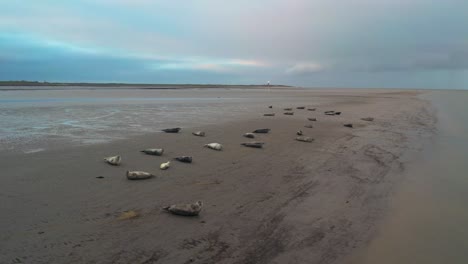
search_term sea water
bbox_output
[0,87,325,154]
[354,90,468,264]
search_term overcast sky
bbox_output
[1,0,467,88]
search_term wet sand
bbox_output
[0,89,435,264]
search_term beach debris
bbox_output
[295,136,314,143]
[104,155,121,166]
[269,105,273,108]
[343,123,353,128]
[308,117,317,121]
[284,108,293,111]
[163,201,203,216]
[307,108,316,111]
[325,111,336,115]
[141,148,164,156]
[118,210,139,220]
[162,127,181,133]
[253,128,270,133]
[297,106,305,109]
[304,124,314,128]
[241,142,265,148]
[192,131,206,137]
[297,130,303,136]
[243,133,255,138]
[263,113,275,116]
[204,143,223,151]
[284,112,294,115]
[126,170,155,180]
[174,156,193,163]
[361,117,374,122]
[160,161,171,170]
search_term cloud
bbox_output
[286,63,325,75]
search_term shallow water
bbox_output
[0,87,328,153]
[354,90,468,264]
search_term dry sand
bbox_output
[0,89,435,264]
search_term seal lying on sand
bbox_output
[308,108,316,111]
[297,106,305,109]
[174,156,192,163]
[126,171,155,180]
[263,113,275,116]
[304,124,314,128]
[241,142,265,148]
[295,136,314,143]
[243,133,255,138]
[192,131,205,137]
[160,161,170,170]
[325,111,336,115]
[269,105,273,108]
[253,128,270,133]
[141,148,164,156]
[204,143,223,151]
[308,117,317,121]
[335,111,342,115]
[344,123,353,128]
[162,127,181,133]
[361,117,374,122]
[163,201,203,216]
[297,130,303,136]
[104,155,121,166]
[284,112,294,115]
[284,108,293,111]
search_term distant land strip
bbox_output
[0,81,293,90]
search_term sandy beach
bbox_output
[0,88,435,264]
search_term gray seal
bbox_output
[162,127,181,133]
[253,128,270,133]
[141,148,164,156]
[241,142,265,148]
[295,136,314,143]
[163,201,203,216]
[126,171,155,180]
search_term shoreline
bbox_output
[0,90,435,263]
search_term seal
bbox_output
[307,108,316,111]
[126,171,155,180]
[163,201,203,216]
[174,156,192,163]
[192,131,206,137]
[325,111,336,115]
[284,108,293,111]
[344,123,353,128]
[104,155,121,166]
[243,133,255,138]
[284,112,294,115]
[160,161,170,170]
[297,106,305,109]
[253,128,270,133]
[308,117,317,121]
[241,142,264,148]
[295,136,314,143]
[269,105,273,108]
[162,127,181,133]
[297,130,303,136]
[263,113,275,116]
[361,117,374,122]
[304,124,314,128]
[141,148,164,156]
[204,143,223,151]
[335,111,342,115]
